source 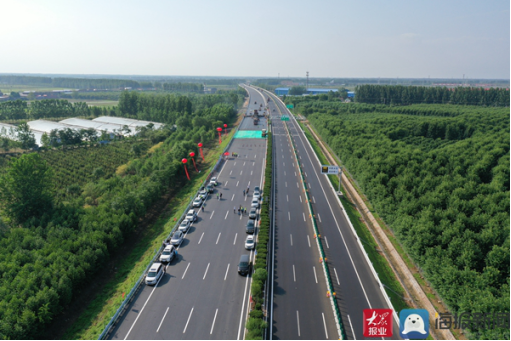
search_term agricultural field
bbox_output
[65,99,119,107]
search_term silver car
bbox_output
[145,262,164,285]
[185,209,197,222]
[253,191,261,201]
[159,245,176,263]
[171,231,184,246]
[249,207,257,219]
[245,235,255,250]
[179,219,191,232]
[192,196,202,208]
[251,198,259,208]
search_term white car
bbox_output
[253,191,261,201]
[198,187,207,199]
[171,231,184,246]
[145,262,164,285]
[159,245,176,263]
[210,177,218,186]
[245,235,255,250]
[251,198,259,208]
[179,219,191,232]
[185,209,197,222]
[192,196,202,208]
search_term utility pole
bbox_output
[306,71,309,93]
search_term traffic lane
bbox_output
[286,110,401,338]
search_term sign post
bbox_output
[321,165,343,196]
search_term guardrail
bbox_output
[98,97,247,340]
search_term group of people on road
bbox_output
[235,205,247,215]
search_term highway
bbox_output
[108,90,268,340]
[257,86,401,340]
[243,86,339,340]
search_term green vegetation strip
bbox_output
[245,131,271,340]
[64,132,236,340]
[297,121,408,313]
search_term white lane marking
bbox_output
[231,194,235,201]
[240,170,243,175]
[322,313,329,339]
[334,267,340,285]
[288,212,291,220]
[243,161,246,166]
[224,264,230,280]
[307,235,311,247]
[225,181,228,186]
[225,211,229,219]
[156,307,169,333]
[183,307,194,333]
[294,171,297,176]
[282,155,284,158]
[182,263,190,279]
[290,234,293,246]
[292,162,294,167]
[230,170,232,175]
[251,171,253,175]
[286,194,289,202]
[325,236,330,248]
[293,265,296,282]
[248,180,251,187]
[198,232,204,244]
[283,162,285,167]
[236,180,239,187]
[303,212,306,221]
[210,211,215,219]
[313,196,316,203]
[317,213,322,222]
[285,182,287,187]
[299,195,302,203]
[203,263,210,279]
[234,162,237,166]
[296,311,301,337]
[348,314,356,340]
[216,233,221,244]
[313,266,318,283]
[309,182,311,188]
[305,172,308,177]
[234,233,237,245]
[210,308,219,334]
[284,171,286,175]
[296,182,299,188]
[255,154,257,158]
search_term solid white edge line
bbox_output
[181,263,190,279]
[183,307,194,333]
[156,307,169,333]
[210,308,219,334]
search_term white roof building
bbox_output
[0,122,44,147]
[92,116,164,130]
[27,120,81,134]
[59,118,132,135]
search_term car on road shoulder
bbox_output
[185,209,197,222]
[238,254,251,276]
[192,196,202,208]
[245,235,255,250]
[254,186,260,193]
[210,177,218,186]
[249,207,257,219]
[145,262,164,285]
[246,220,255,234]
[170,231,184,246]
[253,191,261,201]
[251,198,259,209]
[159,245,176,263]
[206,184,214,193]
[179,219,191,232]
[198,187,207,199]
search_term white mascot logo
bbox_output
[402,314,427,335]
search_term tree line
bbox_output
[355,84,509,106]
[0,91,241,339]
[291,97,509,339]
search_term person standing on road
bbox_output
[247,186,250,193]
[201,205,204,212]
[220,192,223,199]
[243,189,245,196]
[234,206,236,213]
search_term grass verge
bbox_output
[62,130,235,339]
[298,121,409,313]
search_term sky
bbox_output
[1,0,509,79]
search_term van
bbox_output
[145,262,164,285]
[238,255,251,276]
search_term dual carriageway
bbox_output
[108,86,398,340]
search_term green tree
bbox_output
[0,153,54,224]
[15,122,36,149]
[289,86,306,95]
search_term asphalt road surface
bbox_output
[109,90,268,340]
[258,86,401,340]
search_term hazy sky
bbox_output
[1,0,509,79]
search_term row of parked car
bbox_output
[238,186,262,276]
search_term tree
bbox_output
[15,122,36,149]
[289,86,306,95]
[0,153,54,224]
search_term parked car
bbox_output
[192,196,202,208]
[206,184,214,193]
[145,262,164,285]
[198,187,207,199]
[245,235,255,250]
[159,245,176,263]
[249,207,257,219]
[246,220,255,234]
[253,190,261,201]
[185,209,197,222]
[254,186,260,193]
[171,231,184,246]
[179,219,191,232]
[210,177,218,186]
[251,198,259,209]
[238,254,251,276]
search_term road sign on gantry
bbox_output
[286,104,294,109]
[321,165,339,175]
[281,115,289,121]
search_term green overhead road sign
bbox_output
[281,115,289,121]
[286,104,294,109]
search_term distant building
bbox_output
[347,91,355,98]
[305,88,339,95]
[275,88,289,96]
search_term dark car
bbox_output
[238,254,251,276]
[206,184,214,193]
[246,220,255,234]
